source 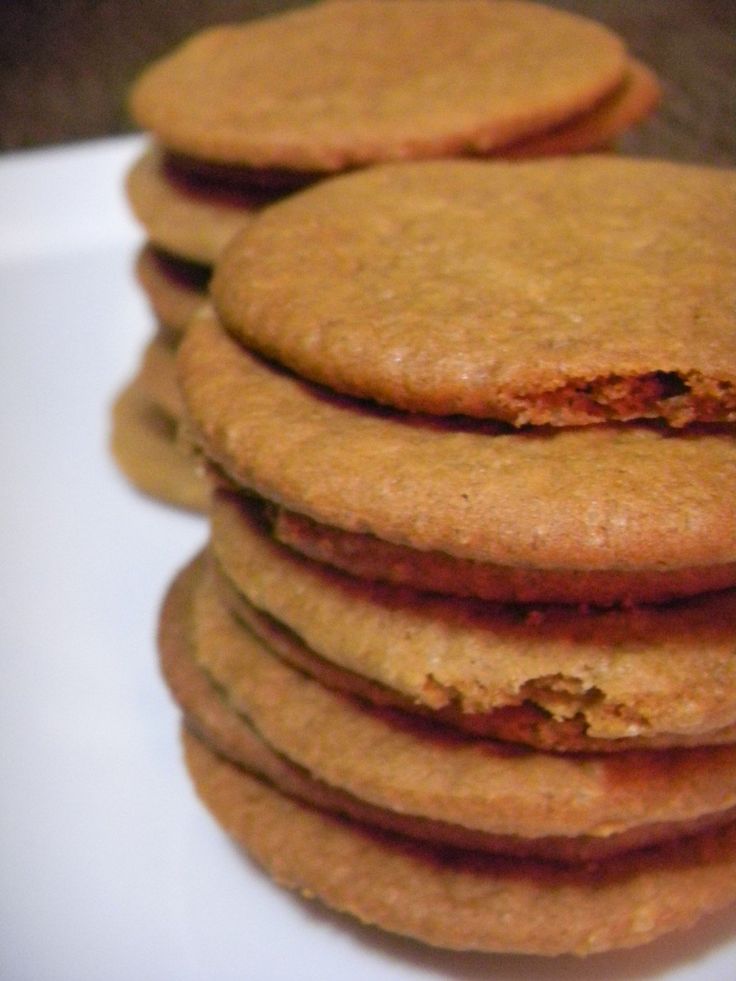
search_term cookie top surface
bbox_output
[210,490,736,739]
[213,156,736,425]
[178,309,736,571]
[129,0,627,170]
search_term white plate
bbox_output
[0,135,734,981]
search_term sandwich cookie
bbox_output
[178,309,736,585]
[209,491,736,747]
[134,245,208,339]
[118,1,660,510]
[130,1,632,171]
[127,56,660,271]
[209,530,736,754]
[184,730,736,956]
[268,502,736,607]
[126,147,284,267]
[160,557,736,862]
[111,337,207,511]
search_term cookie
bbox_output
[211,548,736,753]
[501,59,661,158]
[136,57,657,271]
[269,503,736,607]
[132,334,183,420]
[129,1,628,171]
[184,730,736,956]
[209,490,736,744]
[160,556,736,862]
[178,308,736,575]
[110,375,207,511]
[129,58,659,271]
[212,156,736,426]
[126,146,270,265]
[135,246,208,337]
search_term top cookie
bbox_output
[213,156,736,425]
[178,308,736,573]
[129,0,627,170]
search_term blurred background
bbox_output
[1,0,734,163]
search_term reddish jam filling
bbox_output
[163,151,323,206]
[150,247,211,291]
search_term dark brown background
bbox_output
[1,0,734,163]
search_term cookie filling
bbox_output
[508,371,736,427]
[163,151,322,203]
[149,246,211,293]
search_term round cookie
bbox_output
[211,549,736,754]
[133,334,184,420]
[178,308,736,573]
[110,377,207,512]
[269,503,736,607]
[129,1,628,171]
[212,156,736,426]
[126,147,270,265]
[135,246,208,337]
[147,56,657,209]
[160,556,736,860]
[209,490,736,743]
[184,730,736,956]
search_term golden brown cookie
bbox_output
[501,59,661,158]
[184,730,736,956]
[126,146,266,265]
[178,308,736,575]
[126,52,659,281]
[209,490,736,744]
[135,246,208,337]
[270,503,736,607]
[129,1,628,171]
[132,334,183,420]
[110,375,207,511]
[212,157,736,426]
[160,557,736,862]
[210,533,736,754]
[193,555,736,844]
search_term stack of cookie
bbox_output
[158,154,736,956]
[111,0,660,511]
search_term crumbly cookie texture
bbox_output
[184,729,736,956]
[178,309,736,571]
[209,491,736,741]
[212,157,736,425]
[129,0,627,170]
[211,549,736,754]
